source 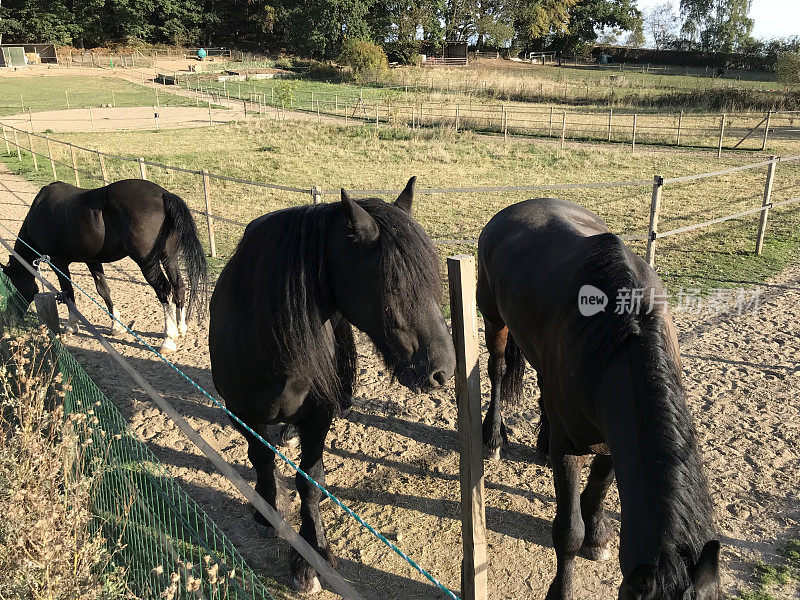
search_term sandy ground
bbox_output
[0,164,798,600]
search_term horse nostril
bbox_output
[429,370,447,387]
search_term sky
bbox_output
[634,0,800,41]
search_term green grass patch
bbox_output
[735,540,800,600]
[0,76,201,116]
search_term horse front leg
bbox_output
[579,454,615,562]
[52,260,79,334]
[86,262,124,335]
[482,318,509,460]
[244,424,288,538]
[292,405,336,594]
[546,433,586,600]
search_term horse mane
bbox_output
[224,197,440,405]
[556,233,715,594]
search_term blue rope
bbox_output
[0,220,462,600]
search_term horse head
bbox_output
[2,257,38,308]
[619,540,720,600]
[328,178,455,392]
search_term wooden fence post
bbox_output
[607,109,613,142]
[761,110,771,151]
[717,113,726,158]
[311,186,322,205]
[46,137,57,181]
[202,170,217,258]
[447,255,488,600]
[646,175,664,267]
[503,107,508,142]
[456,104,460,132]
[97,151,108,184]
[676,110,683,146]
[70,145,80,186]
[560,110,567,148]
[755,157,776,255]
[1,125,9,155]
[34,292,60,334]
[27,131,38,171]
[13,129,21,161]
[89,107,95,132]
[631,114,638,152]
[548,106,554,137]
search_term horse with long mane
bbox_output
[2,180,207,353]
[209,178,456,593]
[477,198,720,599]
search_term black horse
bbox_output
[2,180,207,352]
[477,198,720,600]
[209,178,456,593]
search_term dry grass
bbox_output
[0,325,133,600]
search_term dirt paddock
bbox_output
[0,164,798,599]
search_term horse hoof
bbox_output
[292,576,322,595]
[111,324,126,336]
[256,522,278,538]
[483,446,501,461]
[178,326,188,338]
[279,424,300,448]
[579,544,612,562]
[159,339,177,354]
[63,324,79,335]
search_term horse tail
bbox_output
[502,332,525,406]
[161,192,208,319]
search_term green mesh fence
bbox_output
[0,272,278,600]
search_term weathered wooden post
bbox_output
[26,131,38,171]
[676,110,683,146]
[46,137,57,181]
[202,170,217,258]
[2,124,10,155]
[447,255,488,600]
[138,157,147,179]
[34,292,60,334]
[97,151,108,185]
[761,110,771,151]
[631,114,638,152]
[560,110,567,148]
[607,109,613,142]
[503,106,508,142]
[549,106,554,136]
[13,129,22,161]
[89,106,95,132]
[70,145,80,186]
[456,104,460,132]
[646,175,664,267]
[755,157,777,255]
[311,186,322,205]
[717,113,726,158]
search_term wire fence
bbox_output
[0,273,278,600]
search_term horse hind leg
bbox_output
[482,319,510,460]
[138,258,178,353]
[244,424,288,538]
[162,254,187,337]
[578,454,614,562]
[86,262,124,335]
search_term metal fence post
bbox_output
[646,175,664,267]
[27,131,38,171]
[97,151,108,184]
[202,169,216,258]
[46,136,57,181]
[447,255,488,600]
[717,113,726,158]
[755,157,776,255]
[70,145,80,186]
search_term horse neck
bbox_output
[598,323,713,577]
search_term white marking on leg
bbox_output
[110,308,125,334]
[160,303,179,353]
[64,309,79,335]
[177,305,187,337]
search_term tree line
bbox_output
[0,0,796,64]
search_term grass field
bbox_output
[0,76,199,116]
[3,116,799,297]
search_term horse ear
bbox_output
[692,541,720,596]
[620,564,657,599]
[341,189,379,244]
[394,176,416,214]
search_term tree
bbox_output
[510,0,579,51]
[548,0,640,54]
[776,52,800,90]
[624,16,644,47]
[647,2,677,50]
[679,0,753,52]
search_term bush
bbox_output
[776,52,800,90]
[338,38,388,81]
